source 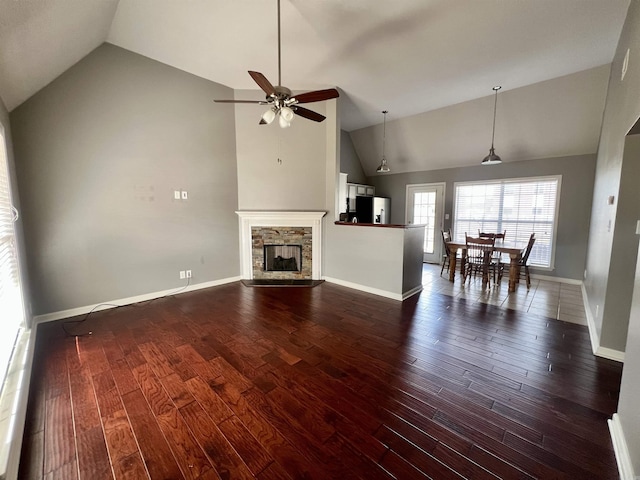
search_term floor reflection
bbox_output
[421,263,587,325]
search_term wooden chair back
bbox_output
[441,229,452,256]
[465,235,495,265]
[478,230,506,240]
[521,233,536,266]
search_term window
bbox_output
[453,176,561,268]
[0,128,25,386]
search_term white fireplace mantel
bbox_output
[236,211,327,280]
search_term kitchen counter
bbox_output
[325,221,425,300]
[334,221,424,229]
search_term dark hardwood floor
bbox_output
[18,280,622,479]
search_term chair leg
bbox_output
[525,266,531,289]
[441,256,447,275]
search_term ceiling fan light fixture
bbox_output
[482,86,503,166]
[280,106,294,123]
[376,110,390,173]
[261,108,276,125]
[212,0,338,126]
[278,114,291,128]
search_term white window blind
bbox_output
[453,176,561,268]
[0,129,24,386]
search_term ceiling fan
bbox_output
[214,0,339,128]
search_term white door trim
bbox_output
[405,182,446,263]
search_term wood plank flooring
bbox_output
[18,281,622,479]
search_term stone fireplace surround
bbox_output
[236,211,326,280]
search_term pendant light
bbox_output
[376,110,390,173]
[481,86,503,165]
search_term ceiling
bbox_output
[0,0,631,131]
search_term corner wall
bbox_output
[235,90,328,211]
[584,0,640,354]
[10,43,240,316]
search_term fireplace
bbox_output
[236,211,326,280]
[263,245,302,272]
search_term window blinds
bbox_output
[0,130,24,386]
[453,176,560,268]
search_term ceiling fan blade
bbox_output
[213,99,266,104]
[293,88,339,104]
[248,71,277,97]
[294,106,326,122]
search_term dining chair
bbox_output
[478,230,506,240]
[464,235,496,287]
[440,229,459,275]
[498,233,536,289]
[478,230,506,278]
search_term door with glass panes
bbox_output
[406,183,445,263]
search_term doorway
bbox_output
[406,183,445,263]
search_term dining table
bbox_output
[446,240,527,292]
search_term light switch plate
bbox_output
[181,191,188,200]
[174,190,181,200]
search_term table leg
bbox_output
[508,253,521,292]
[449,250,457,282]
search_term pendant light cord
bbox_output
[490,86,501,149]
[382,110,388,160]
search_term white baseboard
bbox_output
[323,277,408,301]
[581,283,625,363]
[402,285,424,300]
[33,276,242,325]
[608,413,638,480]
[530,273,582,285]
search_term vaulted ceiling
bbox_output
[0,0,630,132]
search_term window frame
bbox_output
[452,175,562,271]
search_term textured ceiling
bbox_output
[0,0,631,131]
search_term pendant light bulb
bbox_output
[376,110,390,173]
[482,86,503,165]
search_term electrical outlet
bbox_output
[186,270,192,278]
[174,190,181,200]
[179,270,186,279]
[181,190,188,200]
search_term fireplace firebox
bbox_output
[263,244,302,272]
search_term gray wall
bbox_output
[368,154,596,280]
[615,134,640,475]
[584,0,640,353]
[234,88,328,211]
[339,130,366,184]
[618,237,640,474]
[603,135,640,349]
[10,43,240,315]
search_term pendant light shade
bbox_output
[481,86,503,165]
[376,110,391,173]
